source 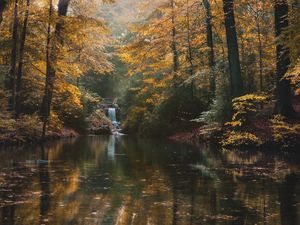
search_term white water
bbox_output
[108,108,117,122]
[108,107,121,132]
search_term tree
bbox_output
[8,0,18,111]
[171,0,179,73]
[41,0,71,138]
[223,0,243,97]
[41,0,54,138]
[274,0,296,117]
[15,0,30,118]
[186,0,194,96]
[203,0,215,94]
[252,0,264,92]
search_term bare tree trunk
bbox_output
[15,0,30,118]
[203,0,215,94]
[223,0,244,97]
[274,0,296,117]
[9,0,19,111]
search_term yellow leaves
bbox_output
[270,115,300,147]
[143,78,156,84]
[120,53,134,64]
[154,79,169,88]
[145,98,156,105]
[145,93,163,106]
[230,94,267,126]
[233,94,267,103]
[221,131,262,148]
[54,81,83,109]
[225,121,242,127]
[222,94,267,148]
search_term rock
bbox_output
[90,125,112,135]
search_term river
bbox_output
[0,136,299,225]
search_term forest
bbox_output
[0,1,300,225]
[0,0,300,145]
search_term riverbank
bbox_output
[0,127,78,146]
[0,107,116,146]
[169,98,300,150]
[169,117,300,151]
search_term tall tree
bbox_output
[15,0,30,118]
[9,0,19,111]
[254,0,264,92]
[223,0,243,97]
[186,0,194,96]
[274,0,296,117]
[41,0,71,138]
[171,0,179,73]
[203,0,215,94]
[41,0,53,138]
[186,0,193,76]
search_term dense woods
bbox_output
[1,2,300,224]
[0,0,299,148]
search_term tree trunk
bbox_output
[274,0,296,117]
[254,0,264,92]
[186,0,193,75]
[15,0,30,118]
[223,0,244,97]
[9,0,19,111]
[257,21,263,92]
[186,0,194,96]
[41,0,70,139]
[203,0,215,94]
[171,0,179,73]
[41,0,53,139]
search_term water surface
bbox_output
[0,136,299,225]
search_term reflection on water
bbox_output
[0,136,299,225]
[107,136,115,161]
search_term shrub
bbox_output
[48,112,64,134]
[81,91,102,115]
[87,109,112,134]
[229,94,267,127]
[270,115,300,147]
[221,131,262,148]
[221,94,267,149]
[0,111,16,143]
[15,114,42,142]
[193,73,231,124]
[122,106,147,134]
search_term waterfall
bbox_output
[108,108,117,122]
[108,107,120,131]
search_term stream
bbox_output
[0,136,299,225]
